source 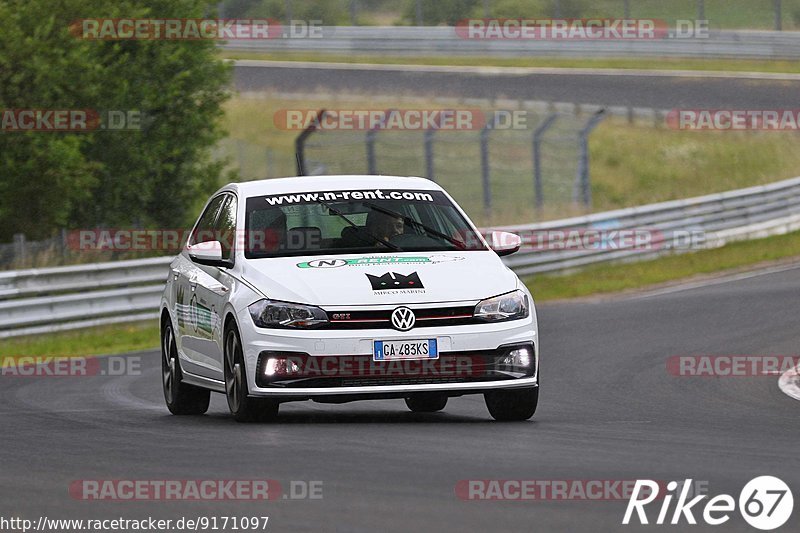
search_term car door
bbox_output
[188,193,238,378]
[176,193,226,377]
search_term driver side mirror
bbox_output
[186,241,229,267]
[488,231,522,257]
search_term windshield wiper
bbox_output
[316,200,404,252]
[362,202,468,250]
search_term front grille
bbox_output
[324,305,477,330]
[256,346,536,389]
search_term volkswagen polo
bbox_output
[160,175,539,422]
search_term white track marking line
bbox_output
[625,262,800,300]
[101,366,164,411]
[231,60,800,81]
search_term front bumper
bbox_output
[239,313,538,398]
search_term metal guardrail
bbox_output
[499,176,800,275]
[223,27,800,60]
[3,175,800,338]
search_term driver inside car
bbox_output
[365,210,404,245]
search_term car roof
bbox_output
[218,175,443,198]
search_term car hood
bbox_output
[239,251,518,306]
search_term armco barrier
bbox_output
[2,176,800,337]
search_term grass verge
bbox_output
[526,230,800,301]
[0,321,159,360]
[220,50,800,75]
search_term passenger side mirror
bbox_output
[488,231,522,257]
[186,241,228,267]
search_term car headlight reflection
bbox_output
[248,299,329,329]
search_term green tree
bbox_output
[0,0,231,241]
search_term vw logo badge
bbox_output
[391,307,416,331]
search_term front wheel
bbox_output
[484,387,538,421]
[162,320,210,415]
[224,325,279,423]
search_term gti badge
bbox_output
[391,307,416,331]
[366,272,424,290]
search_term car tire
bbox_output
[161,319,211,415]
[404,393,448,413]
[484,387,538,421]
[224,324,279,423]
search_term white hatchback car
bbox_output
[160,175,539,422]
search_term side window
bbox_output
[190,195,226,246]
[216,194,237,261]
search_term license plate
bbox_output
[374,339,438,361]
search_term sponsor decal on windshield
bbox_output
[262,189,436,206]
[367,272,424,292]
[297,255,464,268]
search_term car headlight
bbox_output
[474,290,529,322]
[248,299,329,329]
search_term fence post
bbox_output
[415,0,423,25]
[366,128,377,174]
[285,0,293,23]
[350,0,358,25]
[774,0,782,31]
[365,109,397,175]
[424,127,436,181]
[697,0,705,21]
[266,148,274,178]
[532,113,559,210]
[13,233,26,265]
[295,109,327,176]
[237,140,246,176]
[623,0,630,19]
[575,109,607,207]
[61,228,69,259]
[480,116,496,217]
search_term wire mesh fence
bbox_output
[293,107,607,225]
[221,0,797,31]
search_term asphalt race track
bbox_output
[3,265,799,532]
[233,62,800,109]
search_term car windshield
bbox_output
[243,188,487,258]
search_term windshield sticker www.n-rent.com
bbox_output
[263,190,436,206]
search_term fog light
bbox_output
[500,346,533,367]
[263,357,300,377]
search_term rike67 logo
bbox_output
[623,476,793,530]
